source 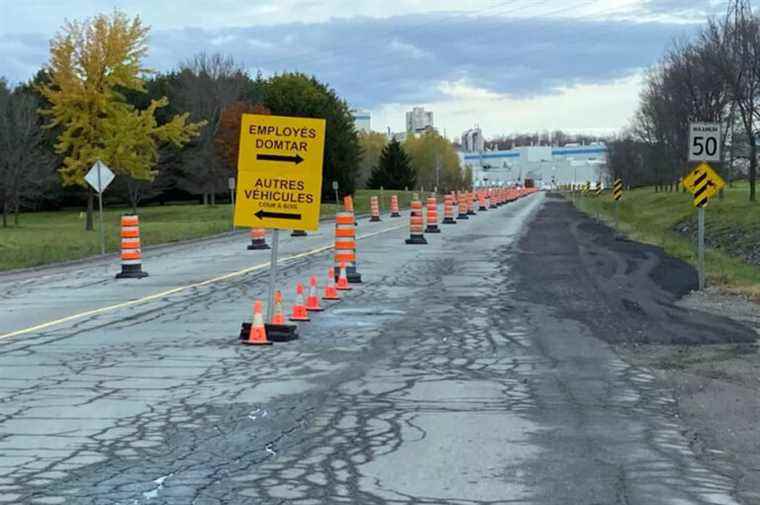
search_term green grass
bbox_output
[0,189,417,272]
[569,181,760,297]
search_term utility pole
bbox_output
[435,154,441,193]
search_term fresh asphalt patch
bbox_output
[511,193,755,344]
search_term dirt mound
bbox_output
[511,199,755,345]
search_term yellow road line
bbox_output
[0,224,405,341]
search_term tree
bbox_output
[170,53,249,205]
[367,138,415,189]
[215,101,271,174]
[0,82,57,227]
[263,73,360,201]
[38,11,203,228]
[403,132,464,192]
[357,131,387,188]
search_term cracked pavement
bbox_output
[0,193,753,504]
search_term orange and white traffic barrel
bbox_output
[489,188,498,209]
[247,228,270,250]
[405,199,427,244]
[467,191,476,215]
[335,211,362,283]
[116,215,148,279]
[390,194,401,217]
[424,196,440,233]
[442,194,456,224]
[369,196,381,222]
[457,191,469,220]
[478,190,488,211]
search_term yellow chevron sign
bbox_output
[613,179,623,201]
[683,162,725,208]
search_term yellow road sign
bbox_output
[613,178,623,201]
[233,114,326,231]
[683,162,726,208]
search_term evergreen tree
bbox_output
[367,139,415,189]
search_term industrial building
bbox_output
[459,143,608,188]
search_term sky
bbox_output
[0,0,728,140]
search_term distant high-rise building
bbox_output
[351,109,371,132]
[461,127,484,153]
[405,107,434,133]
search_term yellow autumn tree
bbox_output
[38,11,204,202]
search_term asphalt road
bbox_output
[0,193,752,504]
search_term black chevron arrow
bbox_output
[256,153,304,164]
[254,209,301,220]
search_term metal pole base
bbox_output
[291,230,307,237]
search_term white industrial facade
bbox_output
[460,144,608,187]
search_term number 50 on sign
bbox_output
[689,123,721,162]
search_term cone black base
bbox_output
[425,226,441,233]
[265,323,299,342]
[247,241,270,250]
[442,218,456,224]
[238,323,273,345]
[291,230,307,237]
[406,234,428,244]
[116,264,148,279]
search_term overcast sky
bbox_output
[0,0,726,139]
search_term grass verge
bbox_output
[568,181,760,299]
[0,189,417,272]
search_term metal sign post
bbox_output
[266,229,280,324]
[332,181,339,216]
[96,164,105,255]
[698,207,705,290]
[84,160,115,256]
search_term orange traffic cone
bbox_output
[271,291,286,324]
[336,261,352,291]
[323,267,341,300]
[305,276,324,311]
[242,300,272,346]
[289,282,311,321]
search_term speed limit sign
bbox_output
[689,123,721,162]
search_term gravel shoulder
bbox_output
[617,289,760,504]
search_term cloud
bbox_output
[0,11,695,133]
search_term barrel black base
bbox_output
[369,216,381,222]
[425,225,441,233]
[442,218,456,224]
[247,240,270,250]
[457,214,469,220]
[467,210,476,216]
[115,264,148,279]
[405,234,428,244]
[478,206,488,211]
[291,230,307,237]
[390,212,401,217]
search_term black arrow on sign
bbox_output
[254,209,302,220]
[256,153,304,165]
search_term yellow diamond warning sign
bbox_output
[233,114,326,231]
